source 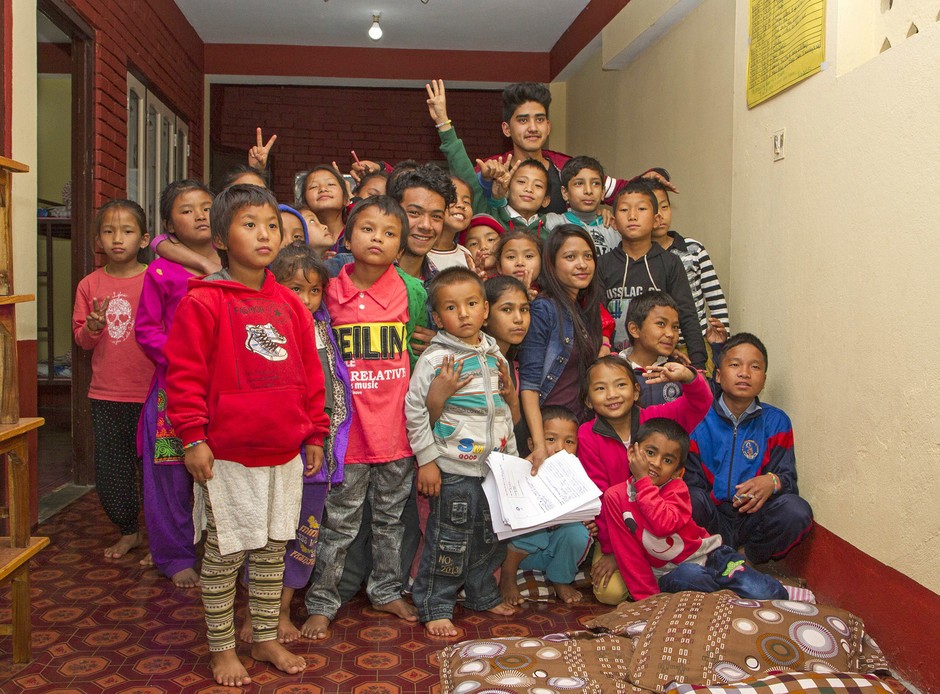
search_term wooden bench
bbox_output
[0,418,48,663]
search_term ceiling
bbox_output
[174,0,592,52]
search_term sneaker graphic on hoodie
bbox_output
[245,323,288,361]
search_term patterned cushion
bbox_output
[593,591,890,692]
[665,671,897,693]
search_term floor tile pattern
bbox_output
[0,492,610,693]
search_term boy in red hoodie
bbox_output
[166,184,329,687]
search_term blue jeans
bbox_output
[412,473,504,622]
[658,545,788,599]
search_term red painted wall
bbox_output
[210,84,510,204]
[64,0,204,206]
[782,524,940,691]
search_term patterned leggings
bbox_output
[90,399,143,535]
[200,485,287,652]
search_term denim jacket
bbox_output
[517,296,574,405]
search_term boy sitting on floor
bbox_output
[685,332,814,565]
[601,417,788,601]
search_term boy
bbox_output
[545,156,621,256]
[460,214,505,277]
[600,418,788,601]
[597,180,706,368]
[387,163,457,281]
[405,267,518,637]
[480,82,674,214]
[685,333,814,565]
[428,176,477,271]
[621,291,684,406]
[489,158,552,238]
[499,406,593,607]
[303,196,425,639]
[649,178,730,345]
[165,185,329,687]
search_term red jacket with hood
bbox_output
[166,270,329,467]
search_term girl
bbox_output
[267,245,351,643]
[136,179,218,588]
[577,354,712,604]
[496,230,541,300]
[517,224,604,463]
[299,165,349,250]
[72,200,153,560]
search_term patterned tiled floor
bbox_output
[0,492,610,693]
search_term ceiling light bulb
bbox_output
[368,14,383,41]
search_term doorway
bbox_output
[35,1,94,519]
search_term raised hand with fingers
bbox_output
[85,297,111,335]
[627,442,650,481]
[425,79,451,130]
[492,157,520,200]
[644,360,696,385]
[248,127,277,170]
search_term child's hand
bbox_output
[425,79,450,128]
[733,475,775,514]
[426,355,472,424]
[304,444,324,477]
[473,249,492,276]
[184,442,215,483]
[476,156,505,183]
[705,318,729,345]
[248,127,277,170]
[496,358,518,408]
[491,158,520,201]
[628,442,650,480]
[85,297,111,334]
[669,348,692,367]
[583,520,598,538]
[641,169,678,193]
[600,207,615,227]
[350,159,380,183]
[411,325,437,356]
[644,361,696,384]
[591,552,619,589]
[417,461,442,497]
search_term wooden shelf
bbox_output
[0,537,50,583]
[0,294,35,306]
[0,418,44,443]
[0,157,29,174]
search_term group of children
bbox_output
[72,79,813,686]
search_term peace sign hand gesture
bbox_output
[248,127,277,170]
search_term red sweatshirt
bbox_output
[165,271,329,467]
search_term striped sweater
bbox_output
[665,231,730,336]
[404,330,517,477]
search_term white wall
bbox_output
[729,1,940,592]
[559,0,735,284]
[12,0,37,341]
[557,0,940,593]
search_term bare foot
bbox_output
[104,532,141,559]
[487,601,518,616]
[499,569,526,606]
[171,567,200,588]
[209,648,251,687]
[139,552,154,567]
[278,610,301,643]
[373,597,419,622]
[251,639,307,675]
[300,614,331,640]
[425,618,460,638]
[552,582,583,604]
[239,606,253,643]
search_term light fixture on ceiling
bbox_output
[368,13,383,41]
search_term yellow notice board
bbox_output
[746,0,826,108]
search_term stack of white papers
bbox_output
[482,450,602,540]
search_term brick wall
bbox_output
[65,0,204,207]
[210,84,510,203]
